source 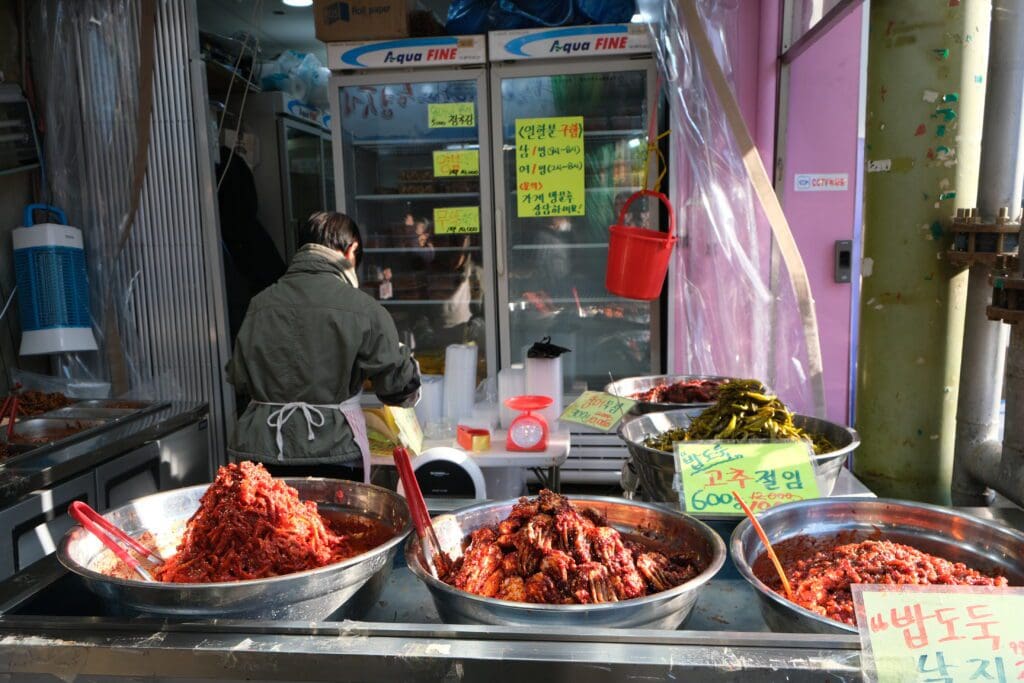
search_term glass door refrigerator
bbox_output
[489,27,662,483]
[328,42,495,383]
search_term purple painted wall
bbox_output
[779,6,864,423]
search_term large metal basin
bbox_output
[730,498,1024,634]
[58,478,411,620]
[604,374,733,414]
[617,409,859,502]
[406,495,726,629]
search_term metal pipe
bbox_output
[951,0,1024,506]
[854,0,989,503]
[1001,325,1024,502]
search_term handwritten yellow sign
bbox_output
[515,116,585,218]
[674,441,820,514]
[433,149,479,177]
[559,391,636,432]
[428,102,475,128]
[433,206,479,235]
[853,586,1024,683]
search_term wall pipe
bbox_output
[951,0,1024,507]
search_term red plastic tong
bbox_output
[69,500,163,582]
[393,446,451,579]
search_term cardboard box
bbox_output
[313,0,416,42]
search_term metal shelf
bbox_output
[356,193,480,201]
[511,243,608,250]
[364,246,482,254]
[352,138,479,148]
[377,299,483,305]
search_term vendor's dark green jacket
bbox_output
[226,243,420,464]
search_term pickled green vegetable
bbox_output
[642,379,834,455]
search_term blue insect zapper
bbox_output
[13,204,97,355]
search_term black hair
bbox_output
[300,211,362,265]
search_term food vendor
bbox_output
[225,211,421,482]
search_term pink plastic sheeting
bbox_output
[641,0,826,416]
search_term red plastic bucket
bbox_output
[605,190,676,300]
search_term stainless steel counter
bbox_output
[0,402,208,508]
[0,471,1015,682]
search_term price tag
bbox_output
[852,586,1024,683]
[433,206,479,235]
[514,116,585,218]
[559,391,636,431]
[428,102,475,128]
[673,441,820,514]
[433,149,479,177]
[386,406,424,455]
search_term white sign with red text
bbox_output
[328,35,486,70]
[794,173,849,192]
[489,24,650,61]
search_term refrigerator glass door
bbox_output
[335,75,491,380]
[283,121,326,257]
[494,63,660,397]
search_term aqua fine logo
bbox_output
[382,50,422,64]
[325,2,350,23]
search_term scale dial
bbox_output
[508,414,546,450]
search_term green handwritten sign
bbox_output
[433,206,479,235]
[515,116,585,218]
[428,102,475,128]
[559,391,636,431]
[853,585,1024,683]
[674,441,820,514]
[433,149,479,177]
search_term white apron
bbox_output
[254,392,371,484]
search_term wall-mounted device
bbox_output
[834,239,853,283]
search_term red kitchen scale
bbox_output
[504,395,553,452]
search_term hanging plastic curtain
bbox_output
[639,0,826,416]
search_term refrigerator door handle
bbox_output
[495,206,506,277]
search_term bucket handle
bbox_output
[615,190,674,234]
[23,204,67,227]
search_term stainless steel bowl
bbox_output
[604,374,732,413]
[617,409,859,501]
[405,495,726,629]
[58,478,411,620]
[730,498,1024,634]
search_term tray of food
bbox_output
[6,418,110,447]
[59,462,412,620]
[617,380,860,501]
[1,390,74,420]
[39,399,167,421]
[605,374,732,413]
[730,498,1024,634]
[405,490,726,629]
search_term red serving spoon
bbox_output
[393,445,451,579]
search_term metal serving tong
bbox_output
[393,445,451,579]
[69,500,164,582]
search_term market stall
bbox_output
[2,0,1024,681]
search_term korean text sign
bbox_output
[433,206,480,235]
[428,102,475,128]
[514,116,585,218]
[433,149,479,177]
[853,585,1024,683]
[559,391,636,431]
[673,441,820,514]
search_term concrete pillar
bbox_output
[854,0,990,503]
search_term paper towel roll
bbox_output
[415,374,444,427]
[525,356,563,428]
[443,344,477,421]
[498,365,525,429]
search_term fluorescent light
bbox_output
[283,0,313,7]
[628,138,641,148]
